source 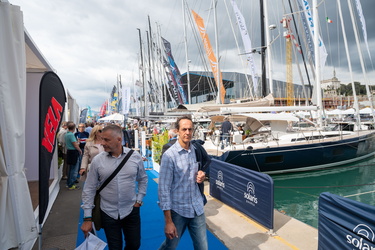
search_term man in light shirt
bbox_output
[158,116,208,250]
[81,125,148,249]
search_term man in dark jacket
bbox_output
[191,139,211,204]
[220,116,233,148]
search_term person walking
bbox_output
[81,125,148,250]
[220,116,233,149]
[79,125,104,181]
[158,116,208,250]
[65,121,82,190]
[57,121,68,179]
[160,128,177,161]
[75,123,89,178]
[85,122,94,134]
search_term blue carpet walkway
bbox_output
[76,164,227,249]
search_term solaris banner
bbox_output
[318,192,375,249]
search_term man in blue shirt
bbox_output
[65,121,82,190]
[75,123,89,177]
[85,122,94,134]
[158,116,207,250]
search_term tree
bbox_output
[337,82,366,96]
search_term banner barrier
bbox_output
[318,192,375,249]
[209,159,274,229]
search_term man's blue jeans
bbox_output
[159,210,208,250]
[76,147,84,179]
[67,160,79,187]
[102,207,141,250]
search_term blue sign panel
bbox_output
[209,159,274,229]
[318,192,375,250]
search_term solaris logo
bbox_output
[244,181,258,205]
[215,170,225,189]
[346,223,375,249]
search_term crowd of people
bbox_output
[56,116,211,249]
[57,121,142,189]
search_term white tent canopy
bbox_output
[359,107,374,114]
[0,2,37,248]
[342,108,355,114]
[97,113,136,124]
[326,109,343,115]
[98,113,125,122]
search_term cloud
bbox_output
[10,0,375,112]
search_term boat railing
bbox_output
[293,129,345,143]
[209,131,271,149]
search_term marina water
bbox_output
[272,156,375,228]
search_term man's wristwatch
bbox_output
[136,200,143,206]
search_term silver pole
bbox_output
[182,0,191,104]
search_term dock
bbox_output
[33,170,318,249]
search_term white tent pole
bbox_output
[39,225,42,250]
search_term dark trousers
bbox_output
[102,207,141,250]
[62,153,68,177]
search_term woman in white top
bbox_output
[79,125,104,181]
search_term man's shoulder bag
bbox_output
[92,150,134,230]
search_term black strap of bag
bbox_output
[97,149,134,194]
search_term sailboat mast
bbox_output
[146,30,153,112]
[313,0,323,128]
[137,28,147,117]
[156,23,168,113]
[260,0,267,98]
[214,0,222,104]
[182,0,192,104]
[263,0,273,95]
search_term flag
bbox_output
[192,10,226,104]
[326,17,333,23]
[162,37,187,105]
[122,86,131,115]
[110,85,118,113]
[87,106,92,119]
[230,0,258,95]
[297,0,328,68]
[99,100,107,117]
[39,71,66,224]
[354,0,372,62]
[79,108,88,124]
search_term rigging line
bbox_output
[293,0,316,83]
[288,0,313,99]
[344,190,375,198]
[275,182,375,189]
[323,0,333,69]
[335,1,341,70]
[251,150,262,172]
[223,147,263,172]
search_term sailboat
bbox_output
[200,0,375,174]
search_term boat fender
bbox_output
[246,146,253,150]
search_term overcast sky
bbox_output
[10,0,375,111]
